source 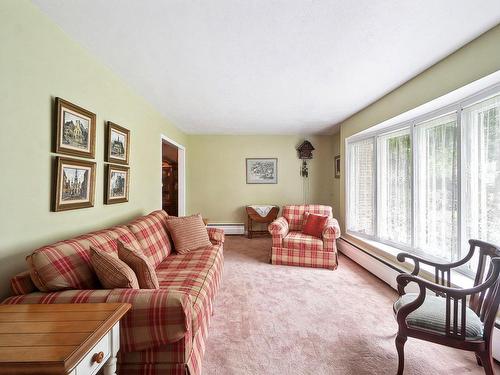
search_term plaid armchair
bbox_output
[268,205,341,270]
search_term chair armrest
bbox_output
[323,218,341,240]
[268,217,289,237]
[207,227,225,245]
[106,289,192,352]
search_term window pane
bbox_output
[463,94,500,265]
[377,129,412,245]
[415,113,458,261]
[348,138,375,235]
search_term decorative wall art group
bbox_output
[52,97,130,211]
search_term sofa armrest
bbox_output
[10,271,37,296]
[106,288,192,352]
[322,218,341,252]
[207,227,225,245]
[268,217,289,237]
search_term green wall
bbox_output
[337,24,500,248]
[0,0,187,298]
[187,135,335,224]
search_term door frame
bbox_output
[161,134,186,216]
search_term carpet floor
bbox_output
[202,236,499,375]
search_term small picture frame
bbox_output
[105,164,130,204]
[53,157,96,211]
[246,158,278,184]
[334,155,341,179]
[106,122,130,165]
[55,98,96,159]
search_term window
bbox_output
[346,87,500,270]
[347,138,375,236]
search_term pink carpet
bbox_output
[203,236,499,374]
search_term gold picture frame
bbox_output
[55,98,96,159]
[105,164,130,204]
[53,157,96,211]
[106,122,130,165]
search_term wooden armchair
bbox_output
[394,239,500,375]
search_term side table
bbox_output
[0,302,130,375]
[246,205,279,239]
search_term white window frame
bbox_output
[345,81,500,276]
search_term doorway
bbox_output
[161,135,185,216]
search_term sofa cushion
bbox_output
[128,211,173,268]
[166,214,211,254]
[394,293,484,339]
[90,247,139,289]
[27,226,139,292]
[282,205,333,231]
[155,244,223,336]
[118,241,159,289]
[283,231,324,251]
[302,213,328,238]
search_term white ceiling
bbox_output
[32,1,500,135]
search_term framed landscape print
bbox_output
[55,98,96,158]
[105,164,130,204]
[53,157,96,211]
[106,122,130,165]
[334,155,341,179]
[246,158,278,184]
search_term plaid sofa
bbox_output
[2,210,224,375]
[268,205,341,270]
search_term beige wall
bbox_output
[187,135,335,224]
[337,24,500,237]
[0,0,187,298]
[331,132,341,219]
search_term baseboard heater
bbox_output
[207,223,245,235]
[337,237,500,362]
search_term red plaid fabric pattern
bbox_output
[323,217,341,252]
[283,231,324,251]
[268,217,289,248]
[271,247,338,270]
[106,289,192,353]
[128,212,173,268]
[3,289,111,305]
[26,226,139,292]
[155,244,223,336]
[282,205,333,231]
[207,227,225,245]
[10,271,37,295]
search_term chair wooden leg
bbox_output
[395,335,407,375]
[476,350,494,375]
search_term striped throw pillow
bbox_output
[118,241,159,289]
[166,214,211,254]
[90,247,139,289]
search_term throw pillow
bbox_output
[90,247,139,289]
[166,213,211,254]
[302,212,329,239]
[118,241,160,289]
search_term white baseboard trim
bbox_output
[207,223,245,235]
[337,238,500,362]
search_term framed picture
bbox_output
[53,157,96,211]
[105,164,130,204]
[106,122,130,165]
[246,158,278,184]
[334,155,341,179]
[55,98,96,158]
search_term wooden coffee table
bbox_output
[0,303,131,375]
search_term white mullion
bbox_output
[373,136,378,239]
[457,105,463,262]
[410,121,417,250]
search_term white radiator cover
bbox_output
[207,223,245,235]
[337,238,500,362]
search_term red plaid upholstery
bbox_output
[155,244,223,336]
[207,227,225,245]
[27,226,140,292]
[271,247,338,270]
[10,271,37,295]
[283,231,324,251]
[3,289,111,305]
[282,204,333,231]
[269,205,340,270]
[128,211,173,268]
